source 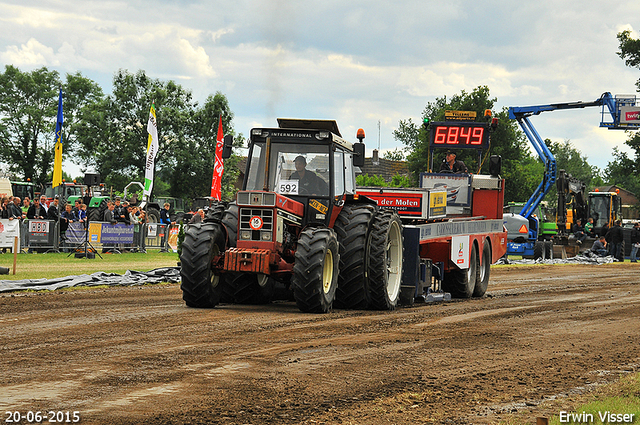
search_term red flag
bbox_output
[210,116,225,200]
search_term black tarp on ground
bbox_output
[0,267,180,293]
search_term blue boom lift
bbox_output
[505,92,640,259]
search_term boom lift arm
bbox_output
[508,92,640,222]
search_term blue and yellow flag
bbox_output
[52,89,64,188]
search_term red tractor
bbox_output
[179,119,404,313]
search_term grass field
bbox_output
[502,373,640,424]
[0,251,180,280]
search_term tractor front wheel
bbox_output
[292,227,339,313]
[180,222,226,308]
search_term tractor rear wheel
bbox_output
[333,204,374,309]
[443,242,478,298]
[216,202,240,303]
[146,207,161,224]
[205,200,228,222]
[221,202,239,248]
[366,210,404,310]
[292,227,339,313]
[180,222,226,308]
[533,240,544,260]
[544,240,553,259]
[88,199,108,222]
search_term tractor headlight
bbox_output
[240,230,251,240]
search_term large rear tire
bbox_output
[216,203,241,303]
[292,227,339,313]
[221,202,239,248]
[443,242,478,298]
[367,210,404,310]
[333,204,374,309]
[544,240,553,259]
[88,200,108,222]
[205,200,228,222]
[533,240,544,260]
[473,240,491,297]
[146,207,161,224]
[180,223,226,308]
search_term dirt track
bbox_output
[1,263,640,424]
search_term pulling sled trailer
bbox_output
[358,171,507,303]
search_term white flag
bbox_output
[143,104,158,201]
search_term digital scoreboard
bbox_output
[429,121,490,150]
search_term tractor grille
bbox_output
[239,208,274,241]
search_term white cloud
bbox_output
[1,38,53,66]
[1,0,640,172]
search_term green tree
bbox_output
[75,69,198,192]
[604,30,640,198]
[356,174,387,187]
[393,86,534,202]
[0,65,58,185]
[605,145,640,196]
[617,30,640,90]
[75,70,241,202]
[548,139,601,188]
[172,92,241,202]
[382,148,405,161]
[0,66,102,186]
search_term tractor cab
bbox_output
[241,118,364,227]
[589,191,622,235]
[43,182,85,207]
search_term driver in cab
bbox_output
[439,150,468,173]
[290,155,328,195]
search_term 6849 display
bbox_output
[429,121,490,149]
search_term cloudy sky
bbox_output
[1,0,639,174]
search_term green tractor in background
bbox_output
[123,182,189,224]
[57,173,111,222]
[504,201,557,241]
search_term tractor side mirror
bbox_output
[222,134,233,159]
[353,142,365,167]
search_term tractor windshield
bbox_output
[246,141,331,197]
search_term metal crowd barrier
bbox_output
[23,219,61,253]
[142,223,171,252]
[7,219,180,254]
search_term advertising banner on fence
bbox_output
[168,225,179,252]
[0,219,20,249]
[28,220,53,245]
[89,222,134,244]
[65,222,87,245]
